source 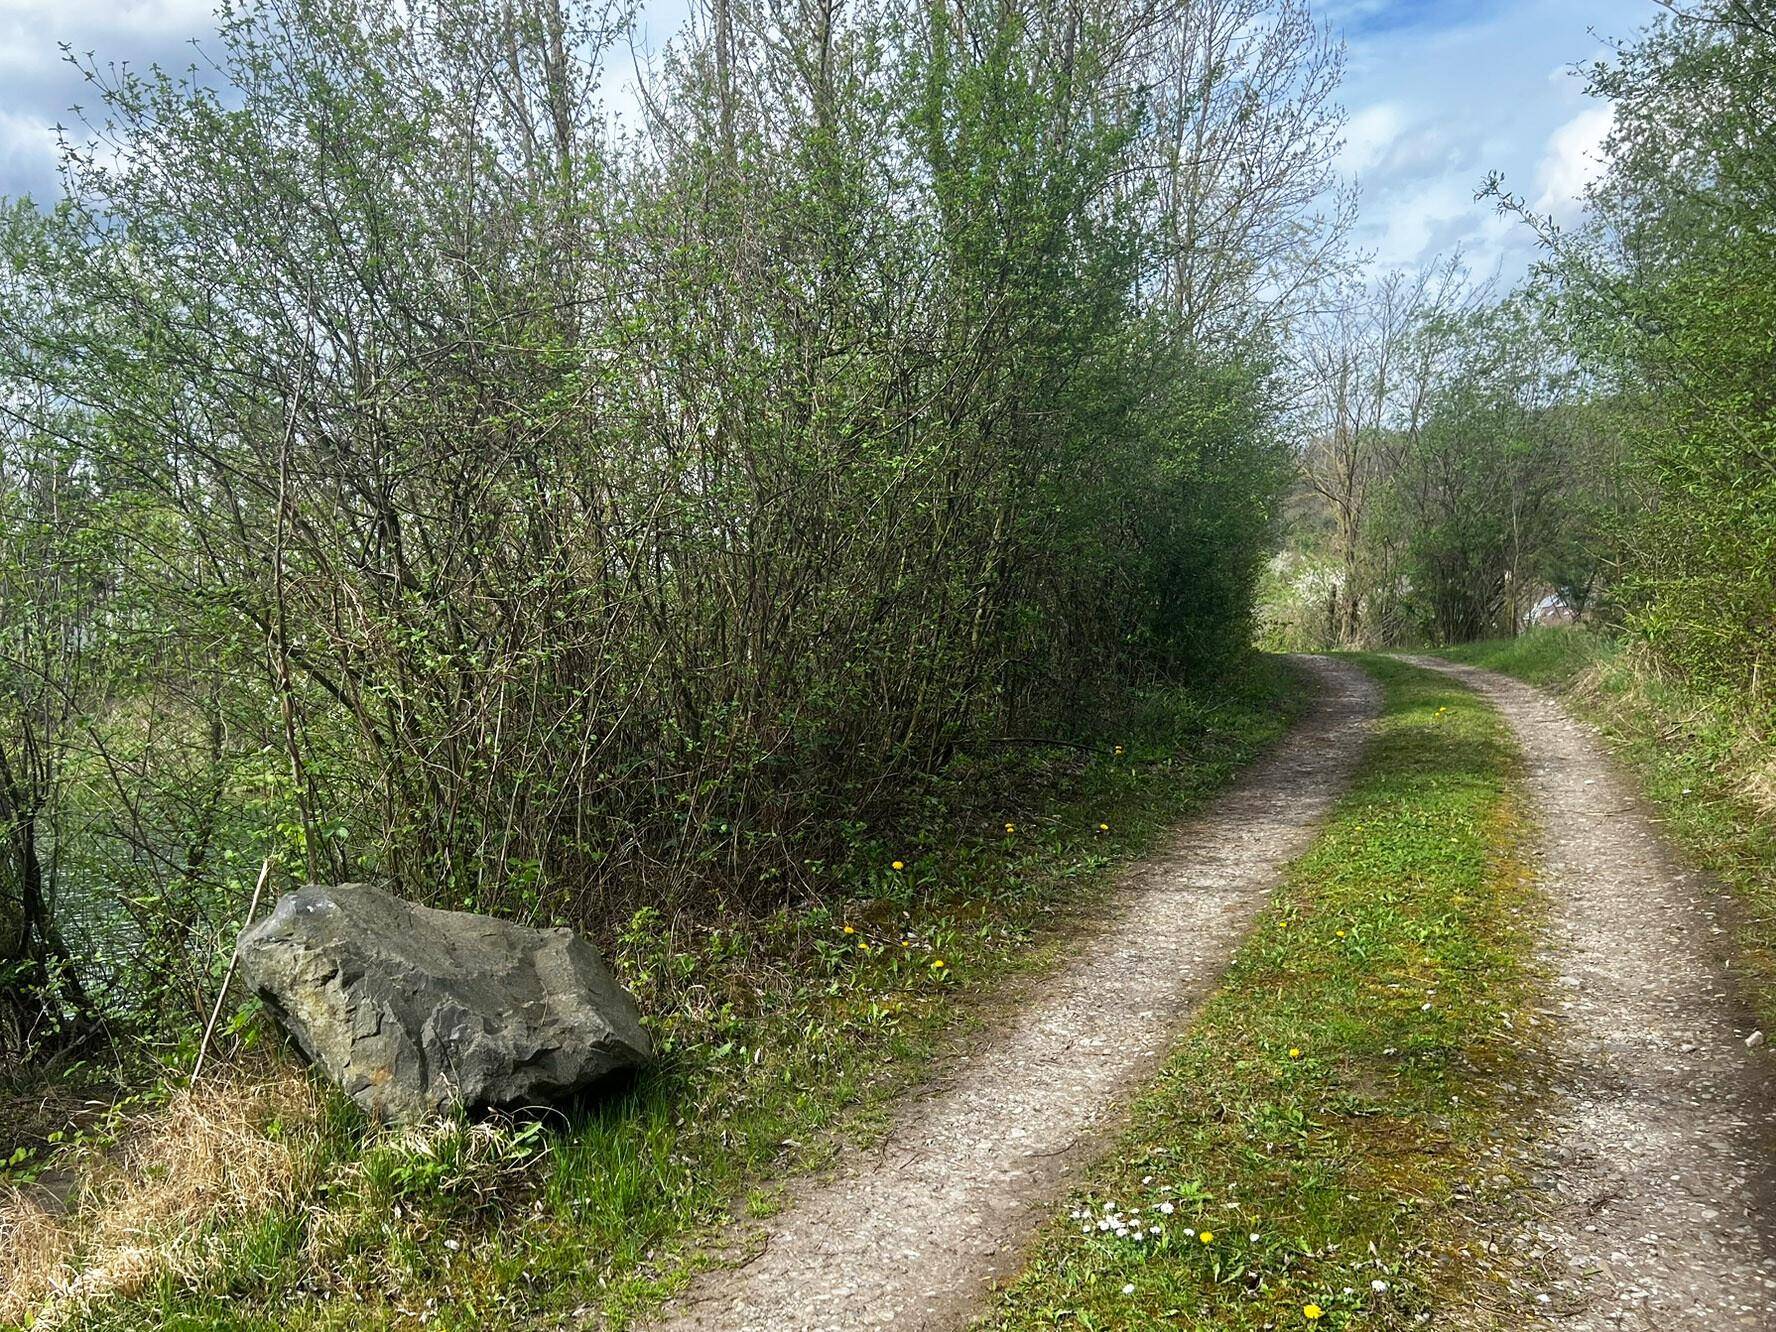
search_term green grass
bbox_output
[1436,626,1617,688]
[16,658,1308,1332]
[1436,626,1776,1035]
[982,657,1546,1332]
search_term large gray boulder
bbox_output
[235,883,651,1123]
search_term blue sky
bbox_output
[1329,0,1509,38]
[1324,0,1660,279]
[0,0,1659,283]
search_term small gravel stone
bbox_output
[1408,658,1776,1332]
[648,663,1380,1332]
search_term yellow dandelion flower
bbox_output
[843,924,856,934]
[930,958,946,970]
[1335,929,1346,939]
[1304,1306,1324,1322]
[891,860,904,871]
[1289,1048,1302,1059]
[1199,1230,1214,1243]
[1097,823,1109,832]
[858,942,871,953]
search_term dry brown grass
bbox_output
[0,1060,322,1329]
[1741,756,1776,820]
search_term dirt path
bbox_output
[645,657,1379,1332]
[1406,658,1776,1328]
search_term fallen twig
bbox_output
[191,856,275,1084]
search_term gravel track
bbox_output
[643,657,1380,1332]
[1406,657,1776,1329]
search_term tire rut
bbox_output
[643,656,1380,1332]
[1404,657,1776,1329]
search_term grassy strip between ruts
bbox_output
[1438,628,1776,1036]
[980,656,1548,1332]
[4,659,1304,1332]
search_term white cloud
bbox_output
[1339,103,1405,176]
[1368,175,1478,267]
[1332,0,1658,281]
[0,108,53,153]
[0,1,257,198]
[0,1,217,33]
[0,108,57,195]
[0,0,217,79]
[1533,104,1614,221]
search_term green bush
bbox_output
[1557,2,1776,710]
[0,0,1331,1058]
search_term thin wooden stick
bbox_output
[192,855,275,1084]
